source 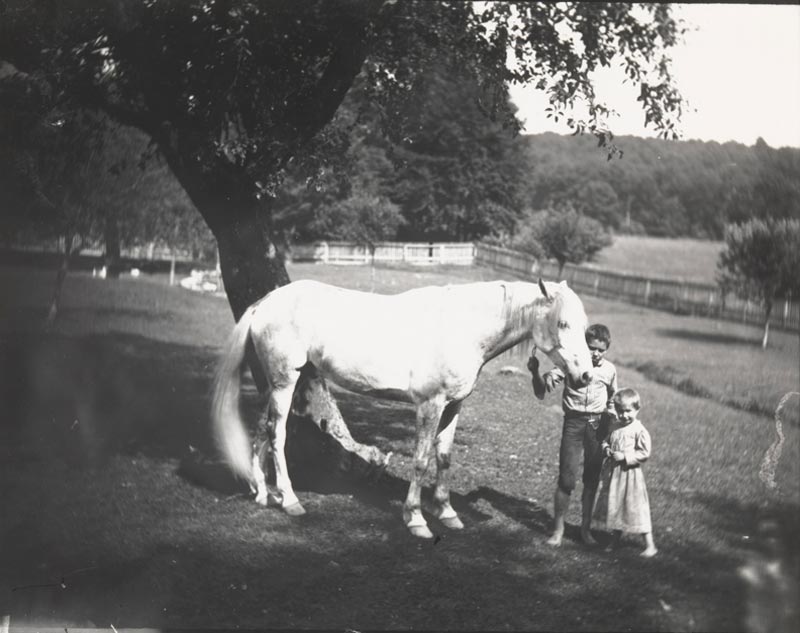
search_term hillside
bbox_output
[520,132,800,240]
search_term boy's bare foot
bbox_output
[640,546,658,558]
[546,533,563,547]
[581,530,598,546]
[605,533,622,552]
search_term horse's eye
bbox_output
[558,320,569,329]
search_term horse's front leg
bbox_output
[432,400,464,530]
[404,395,446,539]
[269,381,306,516]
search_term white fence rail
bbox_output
[6,237,797,331]
[5,239,196,263]
[474,243,799,332]
[290,241,475,266]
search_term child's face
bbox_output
[586,337,608,367]
[615,401,640,425]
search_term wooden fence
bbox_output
[290,241,475,265]
[9,236,796,332]
[474,243,800,332]
[6,238,195,263]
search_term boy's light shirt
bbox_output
[544,358,618,414]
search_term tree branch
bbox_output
[284,0,400,145]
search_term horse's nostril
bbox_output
[581,371,591,384]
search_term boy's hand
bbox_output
[612,450,625,462]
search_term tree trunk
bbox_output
[189,179,390,476]
[103,214,122,279]
[46,233,75,327]
[762,301,772,349]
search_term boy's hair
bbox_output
[613,388,641,410]
[585,323,611,347]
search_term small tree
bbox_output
[717,218,800,348]
[513,207,612,279]
[310,191,403,289]
[0,103,109,325]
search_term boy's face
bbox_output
[586,337,608,367]
[615,401,640,425]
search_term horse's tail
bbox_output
[211,304,260,483]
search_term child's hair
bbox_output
[613,388,641,410]
[585,323,611,347]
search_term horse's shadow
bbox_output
[463,486,551,535]
[177,428,494,527]
[178,419,564,538]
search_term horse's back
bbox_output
[247,279,512,400]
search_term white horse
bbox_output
[211,277,592,538]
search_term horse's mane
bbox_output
[499,281,545,359]
[498,280,585,360]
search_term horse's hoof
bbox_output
[254,492,269,506]
[440,515,464,530]
[409,524,434,539]
[283,502,306,517]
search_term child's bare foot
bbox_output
[581,530,598,546]
[640,546,658,558]
[546,532,563,547]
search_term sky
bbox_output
[509,3,800,148]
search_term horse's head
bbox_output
[533,278,592,387]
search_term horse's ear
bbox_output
[559,280,569,288]
[538,277,550,300]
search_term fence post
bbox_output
[644,280,651,305]
[784,294,791,328]
[594,273,600,296]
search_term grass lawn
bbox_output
[1,263,798,631]
[591,235,724,284]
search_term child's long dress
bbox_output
[595,419,652,533]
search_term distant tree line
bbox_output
[269,107,800,248]
[519,133,800,240]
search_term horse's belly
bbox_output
[317,360,414,403]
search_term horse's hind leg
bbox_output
[268,381,306,516]
[404,395,446,539]
[251,405,272,506]
[432,400,464,530]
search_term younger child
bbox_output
[597,387,657,557]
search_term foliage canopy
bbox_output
[717,218,800,347]
[1,0,687,315]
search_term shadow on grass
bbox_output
[3,328,797,631]
[655,327,761,347]
[463,486,552,536]
[6,488,783,632]
[0,330,220,467]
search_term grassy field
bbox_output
[591,235,724,284]
[1,263,798,631]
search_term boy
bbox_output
[527,323,617,546]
